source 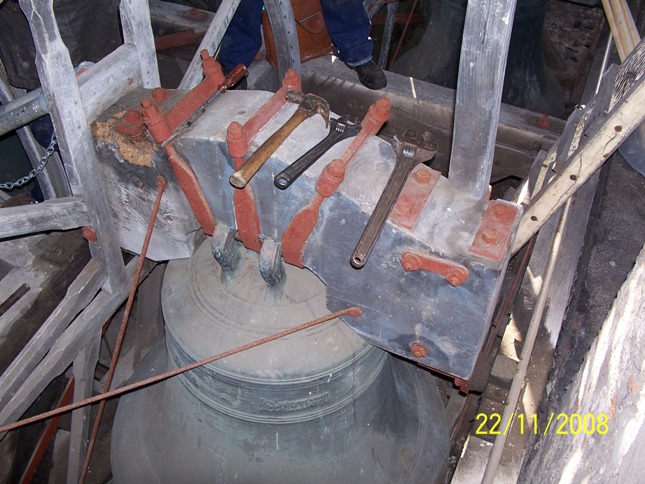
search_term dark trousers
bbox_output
[219,0,373,71]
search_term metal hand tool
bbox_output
[351,132,437,269]
[274,116,361,190]
[229,91,330,189]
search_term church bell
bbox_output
[110,239,450,483]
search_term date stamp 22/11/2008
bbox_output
[475,412,609,436]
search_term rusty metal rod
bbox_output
[0,306,362,436]
[79,175,166,484]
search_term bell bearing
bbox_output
[111,239,449,483]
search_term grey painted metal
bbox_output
[448,0,517,198]
[111,244,449,483]
[0,198,89,239]
[156,90,523,380]
[19,0,126,292]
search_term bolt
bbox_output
[82,226,98,243]
[446,267,467,287]
[614,125,622,132]
[400,252,421,271]
[481,228,499,245]
[141,98,151,109]
[152,88,166,101]
[492,203,509,218]
[124,110,141,124]
[395,196,414,215]
[410,342,428,358]
[413,168,431,185]
[537,115,551,129]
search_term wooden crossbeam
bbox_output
[513,38,645,252]
[0,197,90,239]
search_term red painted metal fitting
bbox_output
[282,68,301,91]
[226,122,249,160]
[141,99,172,143]
[151,87,168,102]
[454,378,469,394]
[183,7,207,21]
[201,50,222,79]
[82,226,98,243]
[368,96,391,126]
[413,169,432,184]
[537,115,551,129]
[400,249,469,286]
[317,159,345,197]
[492,203,511,218]
[395,196,414,215]
[481,228,500,245]
[125,110,141,123]
[116,109,145,137]
[445,267,469,287]
[410,342,429,358]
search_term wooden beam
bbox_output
[0,259,104,413]
[66,333,100,484]
[513,39,645,252]
[119,0,160,88]
[448,0,517,198]
[0,258,154,440]
[19,0,127,292]
[148,0,214,34]
[179,0,242,89]
[0,198,90,239]
[77,45,144,124]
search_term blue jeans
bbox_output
[219,0,373,71]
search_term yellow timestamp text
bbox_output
[475,412,609,436]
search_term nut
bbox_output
[481,228,499,245]
[410,342,428,358]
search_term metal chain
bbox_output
[0,133,57,190]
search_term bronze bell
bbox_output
[111,239,449,483]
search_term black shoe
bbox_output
[349,60,387,90]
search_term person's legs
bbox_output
[219,0,265,71]
[320,0,386,89]
[320,0,373,65]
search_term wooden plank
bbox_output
[77,45,144,123]
[19,0,127,292]
[513,39,645,252]
[448,0,518,199]
[148,0,214,34]
[0,198,89,239]
[179,0,242,89]
[0,258,153,440]
[119,0,160,88]
[66,332,100,484]
[0,259,104,413]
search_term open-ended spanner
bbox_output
[274,116,361,190]
[350,132,437,269]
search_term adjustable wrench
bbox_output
[351,132,437,269]
[274,116,361,190]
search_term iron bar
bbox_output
[79,176,166,484]
[0,306,362,435]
